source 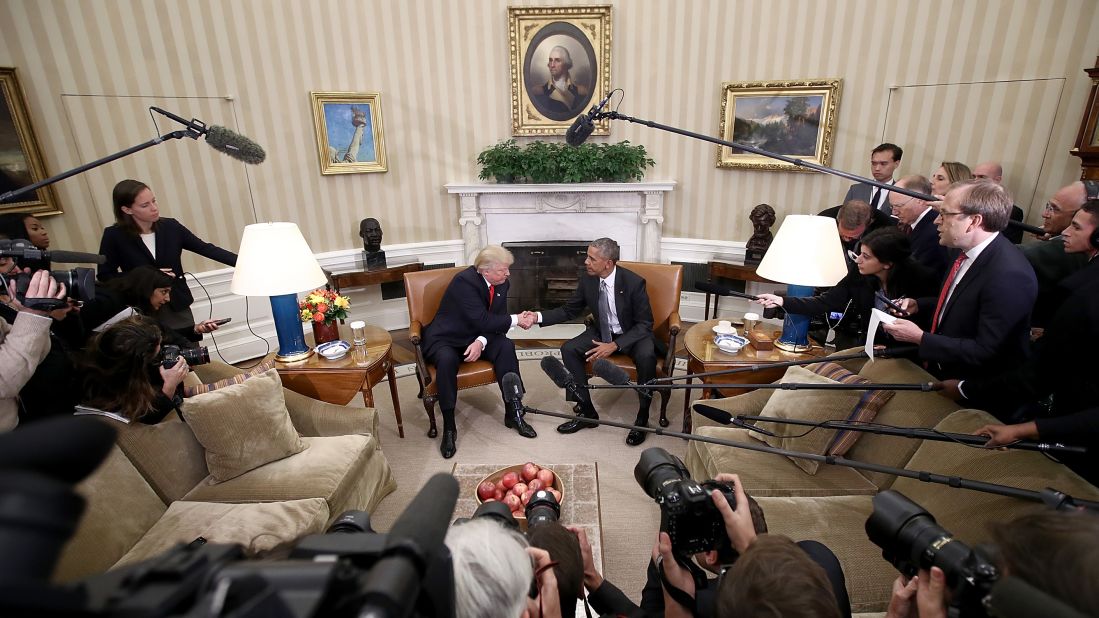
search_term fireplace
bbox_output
[504,241,589,316]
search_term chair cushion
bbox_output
[755,365,866,474]
[183,360,275,397]
[113,498,330,568]
[181,369,306,482]
[806,361,895,457]
[182,434,388,519]
[423,360,497,395]
[687,426,877,497]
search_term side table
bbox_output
[271,323,405,438]
[680,318,824,433]
[327,262,424,297]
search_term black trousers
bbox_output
[560,325,658,423]
[427,336,521,425]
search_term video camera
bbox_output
[0,238,98,310]
[634,447,736,558]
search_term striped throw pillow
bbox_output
[183,361,276,398]
[808,361,895,457]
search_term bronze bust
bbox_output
[359,217,387,270]
[745,204,776,265]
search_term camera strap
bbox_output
[655,553,707,616]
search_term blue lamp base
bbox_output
[269,293,314,362]
[775,284,813,353]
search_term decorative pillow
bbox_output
[753,365,865,475]
[183,361,276,398]
[807,361,895,457]
[180,368,305,482]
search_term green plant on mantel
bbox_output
[477,139,655,183]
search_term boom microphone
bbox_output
[501,372,525,409]
[0,239,106,264]
[593,358,652,400]
[694,281,760,301]
[151,107,266,164]
[540,355,589,403]
[565,91,615,147]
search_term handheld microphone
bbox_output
[593,358,652,400]
[694,281,760,301]
[150,107,267,164]
[0,239,106,265]
[565,90,615,147]
[693,404,775,435]
[501,372,525,409]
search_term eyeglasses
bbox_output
[1043,202,1064,214]
[937,210,969,218]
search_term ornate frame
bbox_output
[0,67,61,215]
[716,78,842,172]
[309,91,388,175]
[508,5,612,136]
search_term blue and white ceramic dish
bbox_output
[316,340,351,360]
[713,333,749,354]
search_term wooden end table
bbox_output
[327,262,423,296]
[680,318,824,433]
[270,323,405,438]
[704,261,774,320]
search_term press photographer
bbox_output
[0,268,68,431]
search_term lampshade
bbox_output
[231,222,327,296]
[756,215,848,287]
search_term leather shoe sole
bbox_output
[557,415,598,434]
[440,430,457,459]
[626,429,647,446]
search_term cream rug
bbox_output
[508,323,587,340]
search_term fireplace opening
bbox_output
[504,241,590,319]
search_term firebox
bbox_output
[503,241,590,319]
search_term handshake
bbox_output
[516,310,538,330]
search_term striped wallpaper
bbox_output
[1,0,1097,274]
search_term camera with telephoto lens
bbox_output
[525,489,560,529]
[158,344,210,369]
[866,490,1000,616]
[634,447,736,556]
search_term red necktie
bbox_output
[900,223,912,235]
[930,253,968,333]
[488,284,495,308]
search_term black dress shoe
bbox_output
[626,428,648,446]
[440,429,457,458]
[505,411,538,438]
[557,412,599,434]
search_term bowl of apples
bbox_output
[475,461,564,528]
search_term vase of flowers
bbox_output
[299,288,352,345]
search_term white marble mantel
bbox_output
[444,181,676,265]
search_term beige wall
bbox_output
[1,0,1097,272]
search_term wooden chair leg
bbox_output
[422,395,438,438]
[658,389,670,427]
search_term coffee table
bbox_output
[269,323,405,438]
[681,318,824,432]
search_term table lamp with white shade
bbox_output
[231,222,328,362]
[756,215,849,352]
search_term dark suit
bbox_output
[906,209,949,280]
[97,218,237,313]
[1004,205,1026,244]
[421,266,520,416]
[843,179,895,214]
[916,234,1037,381]
[540,265,660,422]
[817,204,896,274]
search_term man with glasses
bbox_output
[887,175,948,279]
[882,179,1037,383]
[1021,181,1090,328]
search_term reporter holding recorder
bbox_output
[0,269,67,431]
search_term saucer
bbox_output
[712,324,738,335]
[316,340,351,360]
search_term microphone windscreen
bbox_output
[540,355,574,388]
[593,358,630,386]
[0,417,117,484]
[385,473,459,556]
[565,115,594,147]
[692,404,734,426]
[43,250,106,265]
[501,372,524,400]
[206,125,267,164]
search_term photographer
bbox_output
[77,314,190,424]
[0,269,66,431]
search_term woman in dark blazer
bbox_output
[756,227,939,348]
[98,179,237,329]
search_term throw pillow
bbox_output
[183,360,276,398]
[753,365,864,475]
[181,368,305,482]
[807,361,895,457]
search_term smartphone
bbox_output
[875,292,909,317]
[211,317,233,326]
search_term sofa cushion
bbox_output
[113,498,330,568]
[183,360,275,397]
[687,426,878,497]
[806,361,895,457]
[756,365,866,474]
[114,414,211,503]
[181,369,306,482]
[182,434,387,520]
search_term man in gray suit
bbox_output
[843,143,903,215]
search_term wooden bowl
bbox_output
[475,463,565,529]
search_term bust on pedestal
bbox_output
[745,203,776,265]
[359,217,387,271]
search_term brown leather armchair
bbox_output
[404,267,499,438]
[584,261,683,427]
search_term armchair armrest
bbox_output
[408,320,432,388]
[667,310,682,335]
[663,311,683,375]
[408,320,423,344]
[283,388,381,441]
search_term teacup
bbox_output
[714,319,736,334]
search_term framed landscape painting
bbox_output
[716,78,842,172]
[310,91,388,175]
[0,67,61,214]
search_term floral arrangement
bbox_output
[299,288,351,324]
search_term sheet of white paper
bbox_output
[92,306,135,332]
[865,308,898,361]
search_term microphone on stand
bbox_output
[501,372,526,411]
[565,91,616,147]
[593,358,653,400]
[540,356,591,404]
[150,107,267,164]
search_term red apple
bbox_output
[482,498,496,503]
[501,472,519,490]
[477,481,496,501]
[537,468,555,487]
[528,479,543,492]
[503,494,521,511]
[548,488,562,502]
[521,490,533,505]
[511,482,528,497]
[494,487,505,501]
[521,462,540,482]
[513,510,525,519]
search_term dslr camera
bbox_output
[158,344,211,369]
[634,447,736,556]
[0,238,96,310]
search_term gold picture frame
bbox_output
[508,5,612,136]
[309,91,388,175]
[0,67,61,215]
[716,78,842,172]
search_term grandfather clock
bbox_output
[1071,56,1099,180]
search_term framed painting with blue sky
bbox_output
[310,91,387,175]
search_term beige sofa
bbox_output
[686,357,1099,614]
[54,362,397,583]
